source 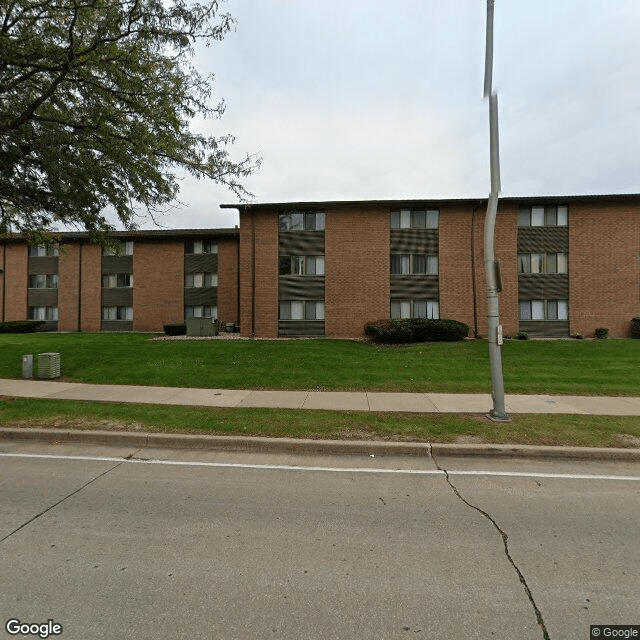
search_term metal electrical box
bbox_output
[22,354,34,379]
[186,317,219,337]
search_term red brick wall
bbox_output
[569,201,640,337]
[439,203,518,338]
[493,204,519,337]
[325,207,389,338]
[439,205,477,334]
[4,244,27,321]
[218,236,239,326]
[239,211,279,337]
[79,244,102,331]
[133,241,184,331]
[58,243,80,331]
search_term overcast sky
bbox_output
[140,0,640,230]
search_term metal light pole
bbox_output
[483,0,509,421]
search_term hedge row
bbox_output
[364,318,470,344]
[0,320,46,333]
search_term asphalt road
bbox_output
[0,440,638,640]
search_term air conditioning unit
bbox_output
[38,353,61,379]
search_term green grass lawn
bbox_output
[1,398,639,449]
[1,332,640,395]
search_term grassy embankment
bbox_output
[1,333,639,447]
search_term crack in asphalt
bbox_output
[0,450,141,544]
[431,451,551,640]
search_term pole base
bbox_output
[486,409,511,422]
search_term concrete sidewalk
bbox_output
[2,378,640,415]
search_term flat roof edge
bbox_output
[222,193,640,210]
[0,228,239,243]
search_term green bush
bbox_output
[163,323,186,336]
[631,317,640,339]
[514,331,529,340]
[0,320,46,333]
[594,327,609,339]
[364,318,469,344]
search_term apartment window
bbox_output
[390,300,439,319]
[102,306,133,321]
[518,253,568,274]
[28,244,59,257]
[185,305,217,319]
[519,300,568,321]
[279,255,325,276]
[28,274,59,289]
[102,241,133,256]
[390,209,439,230]
[28,306,58,321]
[185,273,218,287]
[279,211,325,232]
[518,205,568,227]
[102,273,133,288]
[391,254,438,275]
[185,240,218,254]
[279,300,325,320]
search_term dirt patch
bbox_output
[7,418,149,431]
[615,434,640,447]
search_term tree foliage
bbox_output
[0,0,258,237]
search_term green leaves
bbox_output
[0,0,258,235]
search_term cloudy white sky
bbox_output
[143,0,640,230]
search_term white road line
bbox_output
[1,452,639,481]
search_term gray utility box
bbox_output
[22,354,34,379]
[186,317,219,337]
[38,352,61,379]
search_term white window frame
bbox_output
[102,273,133,288]
[28,306,58,321]
[185,240,218,255]
[280,256,325,276]
[102,241,133,256]
[279,300,325,321]
[185,305,218,319]
[390,209,439,230]
[28,274,58,289]
[185,273,218,288]
[102,306,133,321]
[29,244,59,257]
[518,205,568,227]
[279,212,325,232]
[391,254,438,275]
[390,300,440,320]
[517,253,568,274]
[519,299,568,321]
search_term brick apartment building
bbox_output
[0,229,239,332]
[223,193,640,339]
[1,194,639,338]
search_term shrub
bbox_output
[571,332,583,339]
[631,317,640,339]
[363,319,395,342]
[594,327,609,339]
[0,320,46,333]
[364,318,469,344]
[513,331,529,340]
[163,323,186,336]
